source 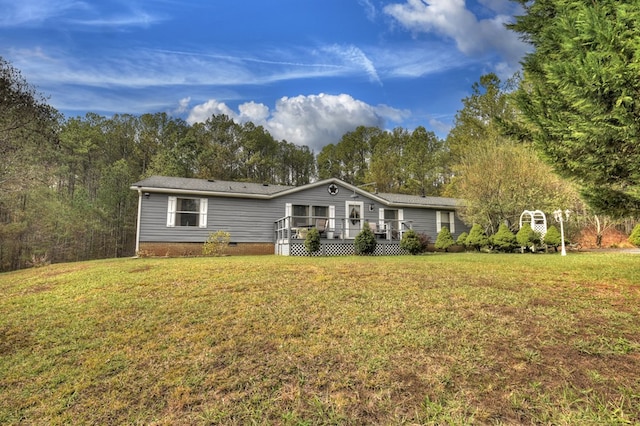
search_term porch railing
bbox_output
[274,216,412,242]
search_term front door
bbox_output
[345,201,363,238]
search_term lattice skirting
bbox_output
[278,242,408,256]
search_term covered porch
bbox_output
[274,215,413,256]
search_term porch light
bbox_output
[553,209,571,256]
[144,192,150,199]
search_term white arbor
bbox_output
[519,210,548,239]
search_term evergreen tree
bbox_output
[434,227,455,252]
[304,227,321,254]
[354,222,377,255]
[516,223,541,253]
[456,231,468,248]
[400,229,423,255]
[492,223,517,252]
[629,224,640,247]
[509,0,640,216]
[543,225,562,252]
[466,224,490,251]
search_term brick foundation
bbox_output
[138,242,274,257]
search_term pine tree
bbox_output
[492,223,517,253]
[544,225,562,251]
[629,224,640,247]
[509,1,640,216]
[466,224,490,251]
[354,222,377,255]
[434,227,455,252]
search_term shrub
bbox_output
[354,222,377,255]
[434,226,455,252]
[544,225,562,251]
[417,232,431,252]
[400,229,423,255]
[456,231,468,247]
[492,223,517,252]
[629,224,640,247]
[202,230,231,256]
[304,227,321,254]
[466,224,490,251]
[516,223,541,253]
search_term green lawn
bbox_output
[1,253,639,425]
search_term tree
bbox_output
[492,223,517,252]
[509,1,640,216]
[544,225,562,252]
[445,74,579,233]
[516,223,541,253]
[354,222,377,255]
[304,227,321,254]
[366,129,406,193]
[404,127,448,196]
[0,57,60,271]
[0,57,59,193]
[456,232,468,248]
[629,224,640,247]
[466,224,490,251]
[399,229,422,255]
[434,227,455,252]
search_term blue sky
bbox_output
[1,0,530,152]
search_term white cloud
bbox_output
[358,0,378,21]
[428,117,452,136]
[175,97,191,114]
[0,0,163,29]
[268,94,385,150]
[187,100,237,124]
[322,44,381,84]
[383,0,529,68]
[0,0,86,27]
[238,102,270,124]
[186,94,404,152]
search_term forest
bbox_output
[3,1,640,271]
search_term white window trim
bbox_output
[437,211,455,233]
[167,196,208,228]
[199,198,208,228]
[167,196,177,228]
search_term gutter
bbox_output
[135,187,142,255]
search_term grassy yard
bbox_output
[1,253,639,425]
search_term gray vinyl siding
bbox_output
[402,209,465,240]
[139,194,283,243]
[138,181,469,244]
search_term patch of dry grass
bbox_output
[1,253,639,424]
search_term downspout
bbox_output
[135,188,142,255]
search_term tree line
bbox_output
[3,0,640,270]
[1,58,319,271]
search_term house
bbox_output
[130,176,468,256]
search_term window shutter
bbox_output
[329,205,335,232]
[167,196,176,227]
[436,211,442,232]
[378,208,385,228]
[285,203,292,229]
[449,212,456,234]
[199,198,208,228]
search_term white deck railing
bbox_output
[274,216,412,242]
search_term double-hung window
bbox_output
[436,211,456,233]
[167,197,208,228]
[292,205,329,227]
